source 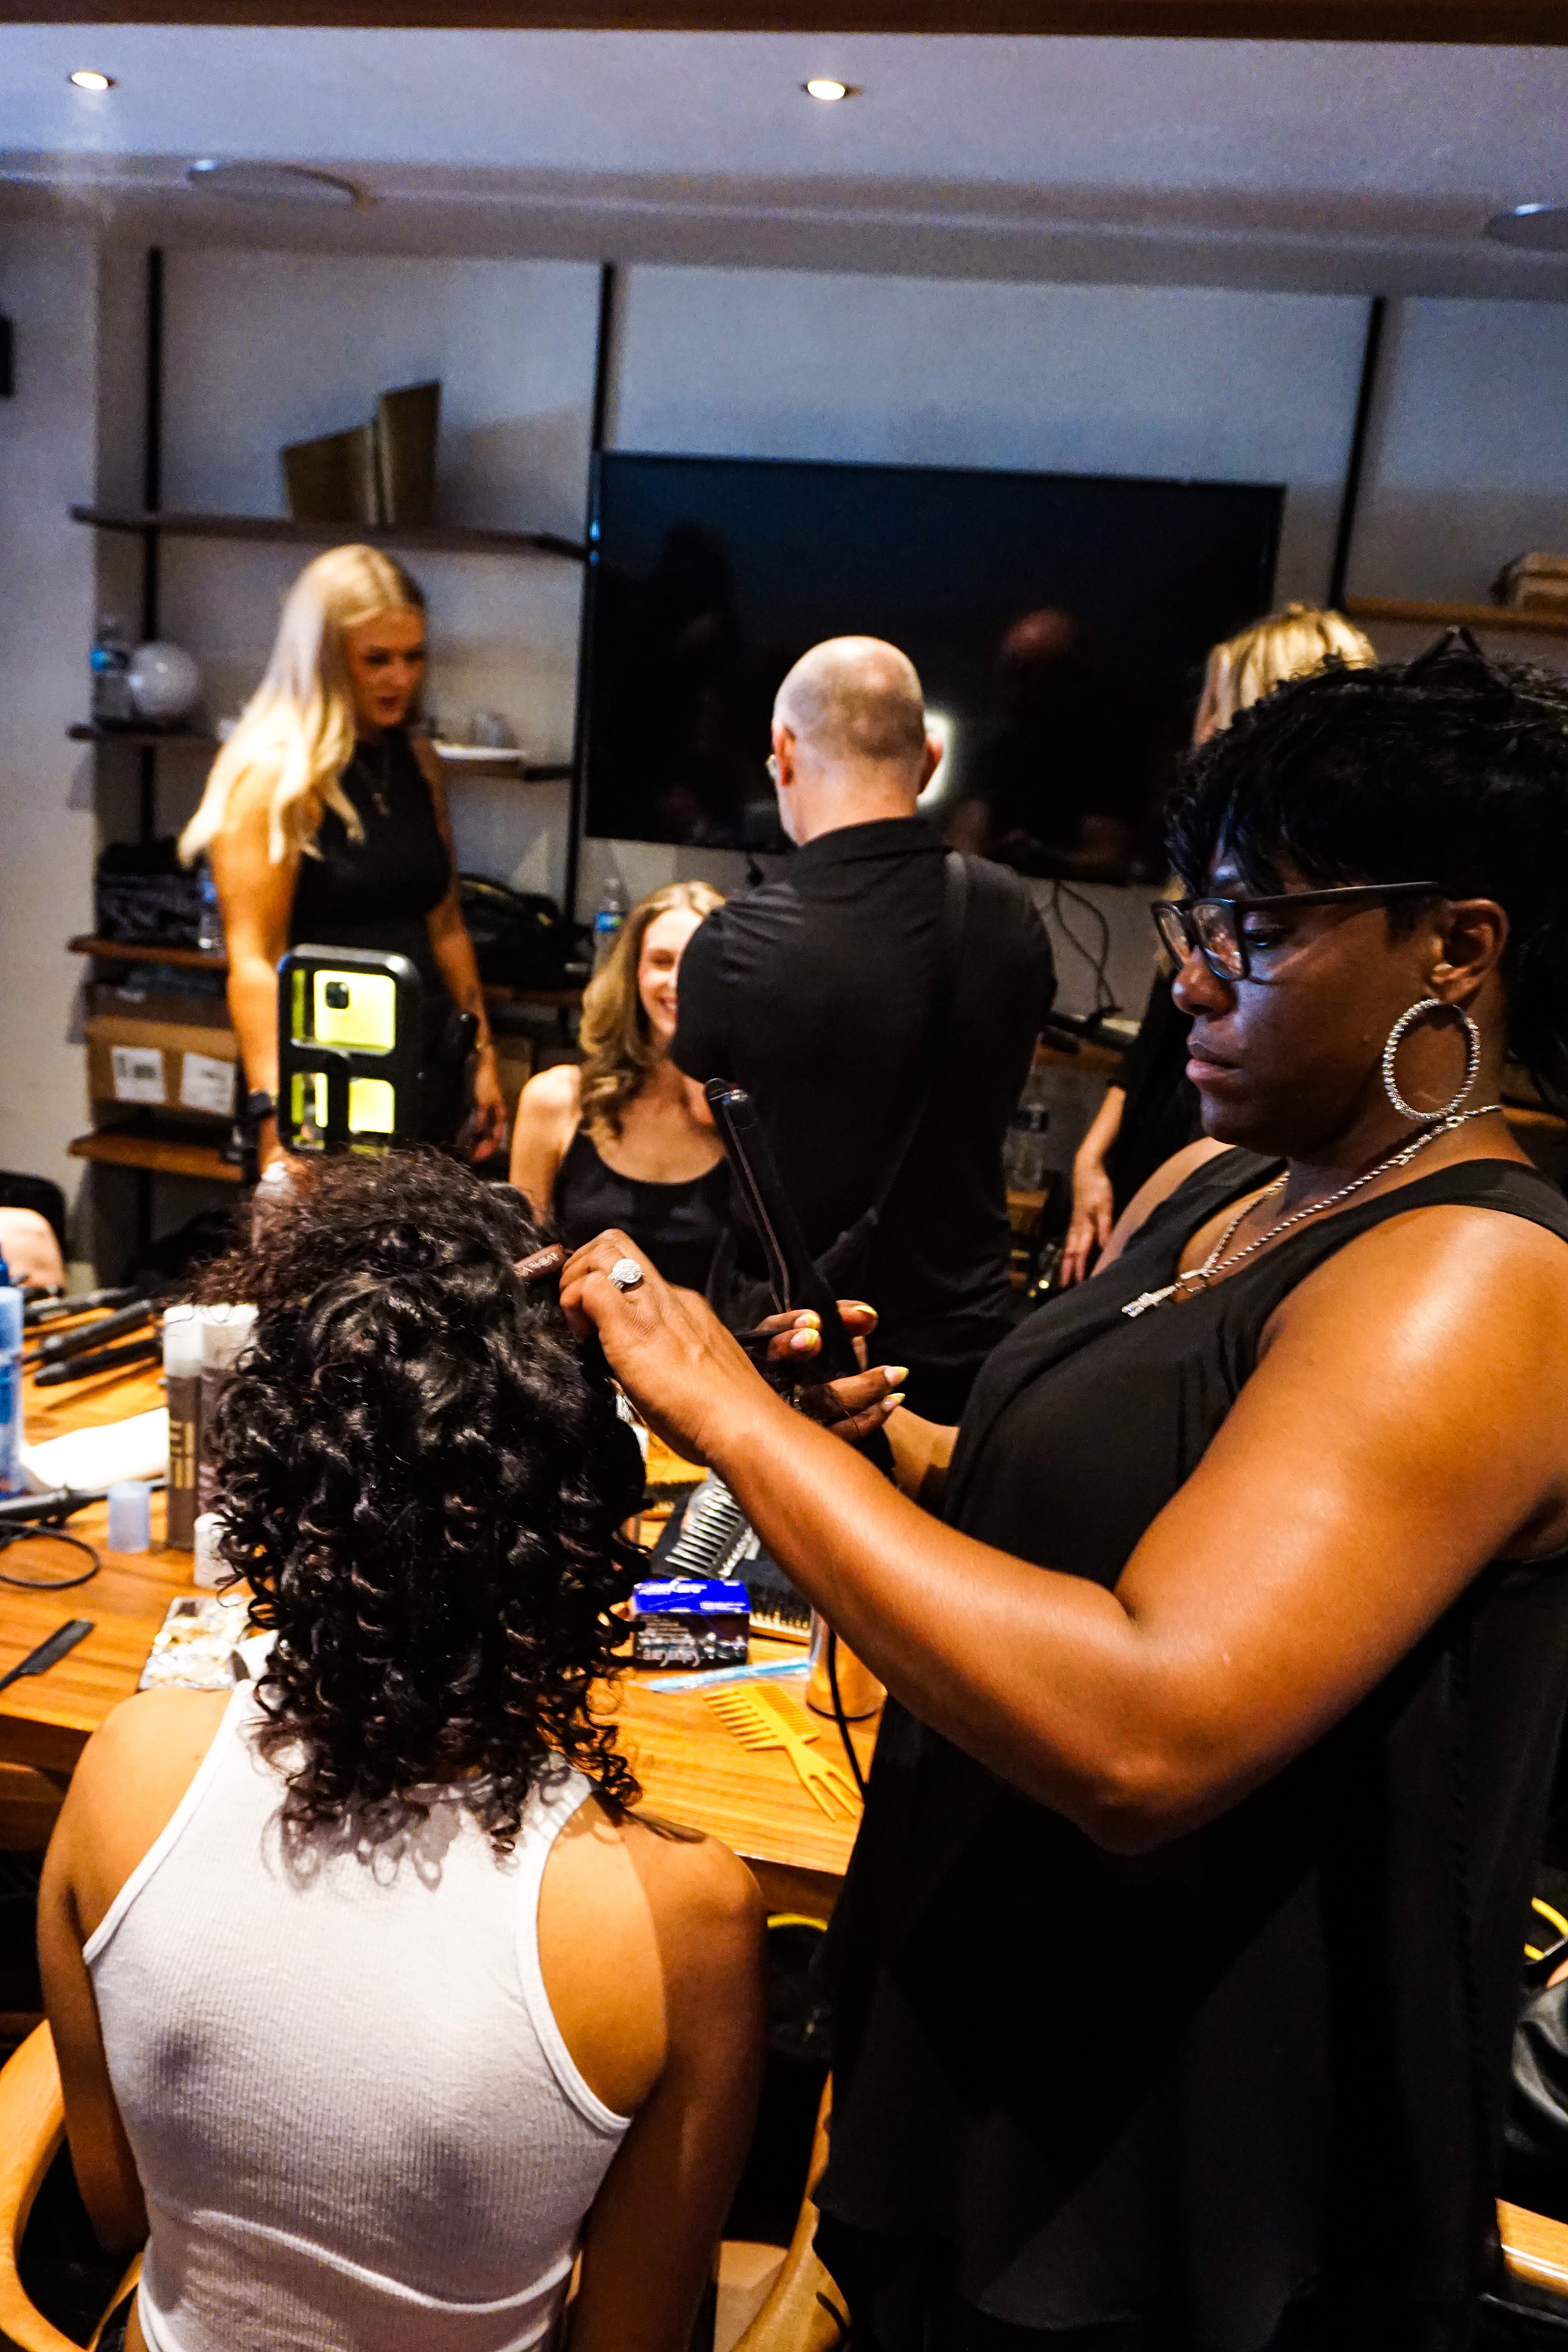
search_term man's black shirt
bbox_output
[673,815,1056,1375]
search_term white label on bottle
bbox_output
[180,1051,235,1117]
[111,1046,167,1105]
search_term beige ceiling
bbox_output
[3,24,1566,295]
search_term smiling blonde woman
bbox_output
[510,880,729,1292]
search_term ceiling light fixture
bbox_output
[804,78,858,102]
[185,158,365,209]
[1484,202,1568,252]
[68,70,115,91]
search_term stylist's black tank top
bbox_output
[818,1152,1568,2352]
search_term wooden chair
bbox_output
[731,2082,847,2352]
[5,2026,1563,2352]
[0,2023,140,2352]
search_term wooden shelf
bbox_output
[70,506,587,564]
[69,1126,241,1185]
[67,935,583,1009]
[438,757,575,783]
[69,724,218,748]
[1345,596,1568,637]
[69,935,226,972]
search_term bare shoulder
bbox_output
[59,1689,232,1940]
[619,1808,764,1950]
[519,1061,583,1120]
[1099,1137,1233,1269]
[1281,1184,1568,1342]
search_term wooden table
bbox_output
[0,1358,872,1915]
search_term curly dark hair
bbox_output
[1167,630,1568,1114]
[193,1152,644,1846]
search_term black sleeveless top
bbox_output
[554,1125,730,1294]
[289,728,452,990]
[818,1152,1568,2352]
[289,730,461,1142]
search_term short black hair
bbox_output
[1166,631,1568,1113]
[194,1152,642,1847]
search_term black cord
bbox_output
[0,1526,101,1591]
[824,1626,868,1800]
[1049,878,1116,1016]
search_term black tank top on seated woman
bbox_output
[554,1124,730,1294]
[817,1152,1568,2352]
[289,728,459,1142]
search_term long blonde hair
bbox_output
[179,545,425,866]
[1195,604,1376,743]
[579,882,724,1138]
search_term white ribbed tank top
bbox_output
[85,1683,630,2352]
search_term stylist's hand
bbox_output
[558,1231,766,1468]
[756,1306,906,1446]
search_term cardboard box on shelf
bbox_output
[86,1014,239,1123]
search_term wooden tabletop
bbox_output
[1,1355,871,1902]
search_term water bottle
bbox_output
[0,1257,24,1497]
[197,859,226,956]
[89,615,134,728]
[592,873,629,973]
[1003,1063,1051,1196]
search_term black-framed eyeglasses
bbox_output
[1152,880,1441,983]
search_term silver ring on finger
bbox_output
[608,1257,645,1292]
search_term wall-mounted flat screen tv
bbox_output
[581,452,1283,873]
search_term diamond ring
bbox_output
[608,1257,645,1292]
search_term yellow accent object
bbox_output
[313,968,396,1051]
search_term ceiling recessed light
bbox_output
[1485,201,1568,252]
[68,70,115,91]
[804,78,858,102]
[185,158,365,209]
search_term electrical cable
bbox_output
[1048,877,1116,1017]
[0,1526,101,1591]
[823,1626,868,1800]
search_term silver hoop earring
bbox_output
[1381,996,1481,1122]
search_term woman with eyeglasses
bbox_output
[554,634,1568,2351]
[1060,604,1377,1286]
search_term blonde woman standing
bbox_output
[510,882,729,1291]
[1060,605,1377,1283]
[180,545,506,1167]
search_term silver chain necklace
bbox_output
[1121,1104,1505,1319]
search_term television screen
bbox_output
[581,452,1283,873]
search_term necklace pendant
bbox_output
[1123,1284,1178,1319]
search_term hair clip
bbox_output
[515,1245,566,1283]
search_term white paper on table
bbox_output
[21,1406,169,1493]
[179,1050,235,1116]
[111,1045,166,1105]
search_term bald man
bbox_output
[673,637,1055,1421]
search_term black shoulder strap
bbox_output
[864,850,971,1221]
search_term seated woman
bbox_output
[510,881,729,1291]
[559,634,1568,2350]
[38,1152,764,2352]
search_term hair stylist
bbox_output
[180,545,507,1168]
[561,637,1568,2350]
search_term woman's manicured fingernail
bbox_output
[847,1301,877,1317]
[800,1310,821,1326]
[883,1365,909,1387]
[791,1329,821,1352]
[884,1392,906,1410]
